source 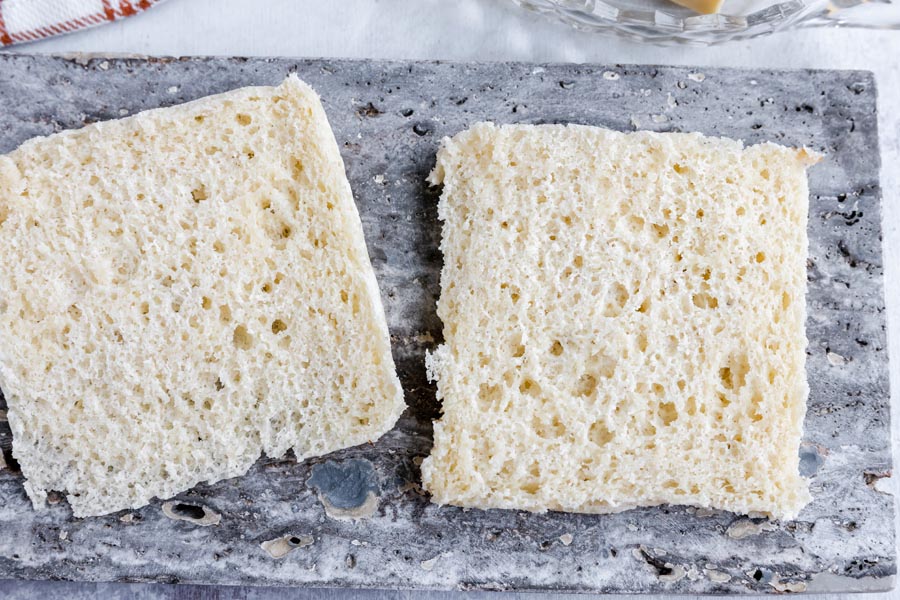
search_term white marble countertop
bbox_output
[2,1,898,598]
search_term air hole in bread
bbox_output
[271,319,288,335]
[290,158,304,181]
[717,392,731,408]
[692,292,718,309]
[575,374,597,398]
[658,402,678,425]
[191,186,208,203]
[603,283,629,317]
[67,304,83,320]
[719,367,734,390]
[628,215,644,233]
[476,383,501,409]
[589,421,614,446]
[519,378,540,396]
[520,480,540,494]
[636,333,648,353]
[685,396,698,416]
[534,414,567,439]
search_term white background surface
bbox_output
[2,0,899,598]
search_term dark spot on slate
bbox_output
[308,458,379,509]
[171,503,207,521]
[798,445,825,477]
[1,448,20,473]
[369,245,388,264]
[559,81,575,90]
[400,108,414,117]
[639,548,672,577]
[825,208,863,226]
[864,470,891,487]
[412,123,431,136]
[356,102,382,118]
[287,536,305,547]
[837,240,860,268]
[750,567,774,584]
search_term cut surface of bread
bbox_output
[0,75,404,517]
[422,122,817,520]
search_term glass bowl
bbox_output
[512,0,900,44]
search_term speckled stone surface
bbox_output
[0,55,893,594]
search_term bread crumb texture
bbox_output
[0,75,404,517]
[422,123,817,520]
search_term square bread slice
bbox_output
[0,75,405,517]
[422,122,818,520]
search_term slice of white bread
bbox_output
[422,122,818,520]
[0,75,405,517]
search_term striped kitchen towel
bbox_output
[0,0,165,46]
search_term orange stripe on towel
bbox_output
[0,2,13,46]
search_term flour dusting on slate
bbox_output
[0,55,893,593]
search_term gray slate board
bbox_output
[0,55,893,594]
